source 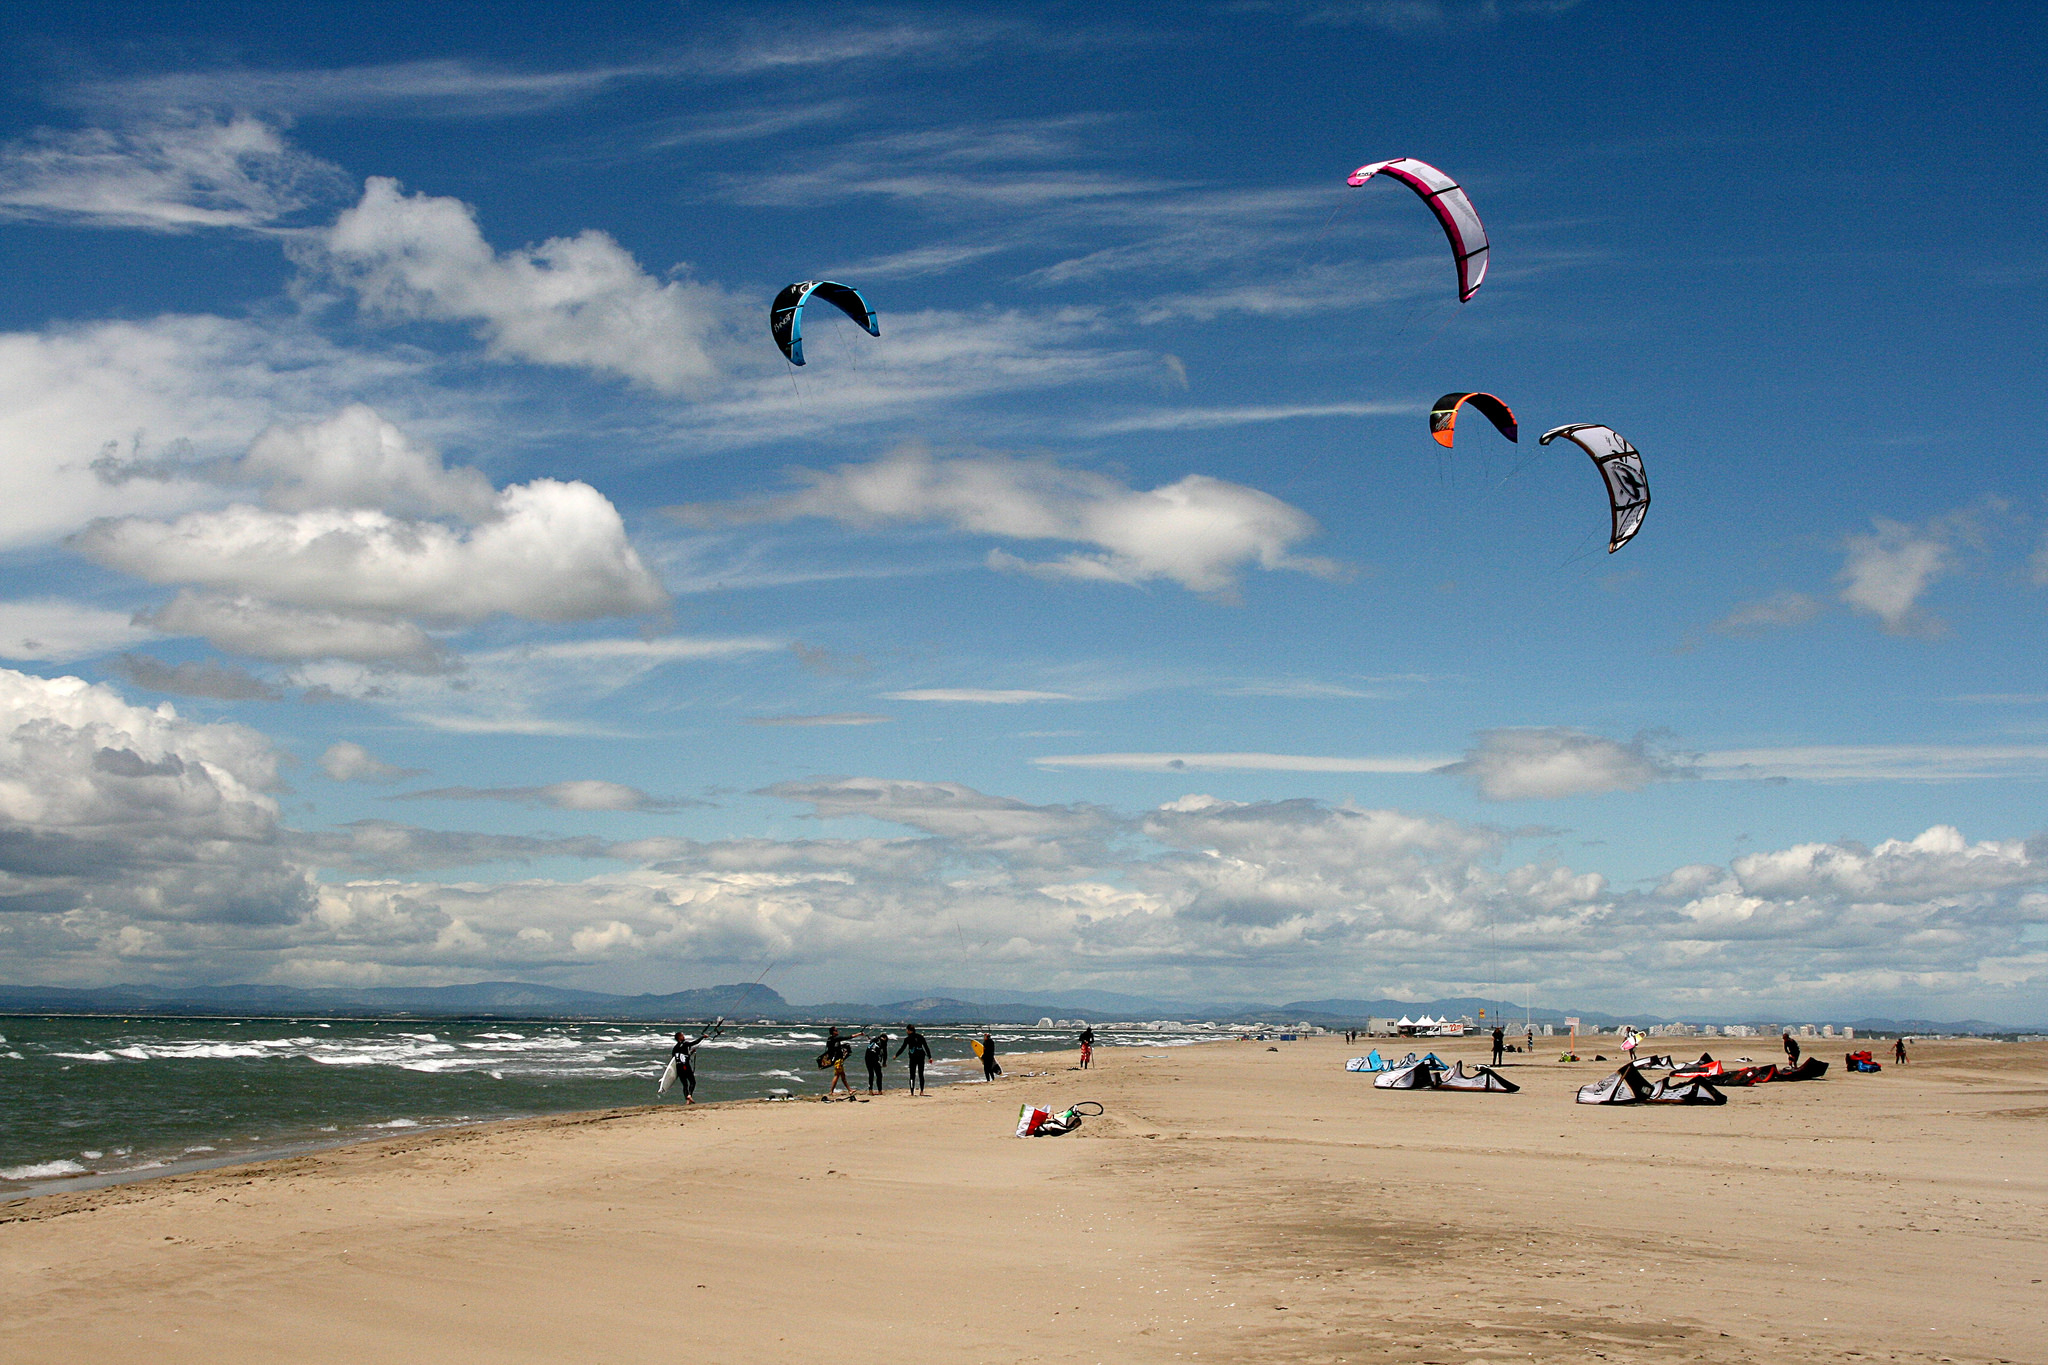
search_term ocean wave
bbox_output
[51,1051,115,1062]
[363,1119,421,1129]
[1,1159,88,1180]
[457,1038,583,1053]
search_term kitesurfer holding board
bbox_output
[978,1031,1001,1083]
[819,1027,860,1100]
[661,1027,710,1103]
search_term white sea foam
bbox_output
[475,1031,526,1040]
[458,1037,581,1052]
[51,1051,115,1062]
[80,1150,103,1160]
[364,1119,421,1129]
[2,1159,88,1180]
[183,1145,216,1153]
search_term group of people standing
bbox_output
[815,1025,947,1098]
[668,1023,1101,1103]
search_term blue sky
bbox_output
[2,1,2046,1021]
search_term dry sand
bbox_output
[4,1034,2045,1364]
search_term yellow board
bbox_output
[971,1040,985,1057]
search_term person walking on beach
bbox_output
[1524,1026,1534,1057]
[1893,1035,1910,1064]
[1078,1025,1095,1070]
[1491,1025,1505,1067]
[979,1031,1001,1082]
[864,1031,890,1093]
[896,1024,934,1095]
[822,1027,859,1099]
[1782,1030,1802,1069]
[667,1028,707,1104]
[1621,1027,1639,1063]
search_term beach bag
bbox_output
[1015,1101,1100,1136]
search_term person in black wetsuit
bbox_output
[979,1031,1000,1082]
[1491,1025,1505,1067]
[1078,1025,1095,1070]
[668,1027,708,1104]
[896,1025,933,1094]
[864,1031,890,1093]
[1782,1030,1802,1069]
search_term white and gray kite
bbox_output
[1538,423,1651,553]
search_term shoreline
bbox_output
[0,1041,1093,1211]
[9,1034,2040,1363]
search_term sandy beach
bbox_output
[4,1035,2044,1364]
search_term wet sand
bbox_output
[4,1034,2044,1364]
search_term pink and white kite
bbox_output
[1346,157,1489,303]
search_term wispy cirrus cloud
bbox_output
[885,688,1079,704]
[59,58,680,120]
[745,712,893,726]
[1079,400,1415,435]
[394,780,695,813]
[1033,751,1447,773]
[0,115,347,232]
[1712,590,1826,636]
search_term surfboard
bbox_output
[971,1040,985,1057]
[658,1056,679,1095]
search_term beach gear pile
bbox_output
[1845,1050,1883,1073]
[1360,1053,1521,1093]
[1576,1051,1835,1105]
[1014,1101,1102,1137]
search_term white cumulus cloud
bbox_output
[677,445,1336,596]
[0,599,155,662]
[319,741,422,784]
[1438,727,1691,801]
[0,667,310,928]
[1839,517,1951,636]
[318,177,726,393]
[76,406,666,666]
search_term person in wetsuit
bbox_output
[980,1031,1000,1082]
[896,1024,933,1094]
[1782,1030,1802,1069]
[1894,1035,1909,1064]
[668,1028,708,1104]
[1078,1025,1095,1070]
[1491,1025,1505,1067]
[864,1032,890,1093]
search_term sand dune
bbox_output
[4,1034,2044,1363]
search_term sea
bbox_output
[0,1015,1221,1201]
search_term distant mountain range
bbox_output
[0,980,2036,1033]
